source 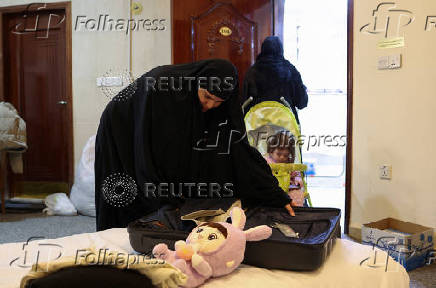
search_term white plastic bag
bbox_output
[43,193,77,216]
[70,135,96,216]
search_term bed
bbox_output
[0,228,409,288]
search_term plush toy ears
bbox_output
[230,207,246,230]
[229,207,272,241]
[244,225,272,241]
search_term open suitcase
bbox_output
[128,201,341,271]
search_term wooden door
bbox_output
[172,0,276,92]
[3,8,72,198]
[191,3,257,87]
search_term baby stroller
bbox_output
[242,97,312,207]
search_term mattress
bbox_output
[0,228,409,288]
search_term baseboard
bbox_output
[348,224,362,242]
[8,198,44,204]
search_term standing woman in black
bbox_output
[242,36,308,123]
[95,59,296,231]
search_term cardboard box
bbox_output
[362,218,434,271]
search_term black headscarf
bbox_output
[95,59,290,231]
[242,36,308,122]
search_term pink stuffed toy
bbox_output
[152,207,272,287]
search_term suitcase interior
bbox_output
[244,207,341,271]
[128,206,341,271]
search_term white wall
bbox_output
[0,0,171,165]
[351,0,436,237]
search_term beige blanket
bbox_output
[19,247,187,288]
[0,228,410,288]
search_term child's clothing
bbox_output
[264,155,305,207]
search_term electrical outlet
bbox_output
[379,165,392,180]
[377,54,401,70]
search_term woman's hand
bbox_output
[285,201,297,216]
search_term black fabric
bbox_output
[242,36,308,122]
[25,266,155,288]
[95,59,290,231]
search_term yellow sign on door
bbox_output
[219,26,232,36]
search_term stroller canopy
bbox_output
[244,101,302,163]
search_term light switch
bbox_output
[377,56,389,70]
[388,54,401,69]
[378,54,402,70]
[96,77,123,87]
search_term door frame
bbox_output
[345,0,354,235]
[175,0,355,234]
[274,0,354,234]
[0,2,73,197]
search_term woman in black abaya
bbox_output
[242,36,308,123]
[95,59,295,231]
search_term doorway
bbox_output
[1,3,73,201]
[172,0,277,90]
[283,0,349,230]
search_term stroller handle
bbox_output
[241,97,253,114]
[280,97,292,109]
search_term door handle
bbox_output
[58,101,67,105]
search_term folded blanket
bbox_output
[0,102,27,174]
[20,247,187,288]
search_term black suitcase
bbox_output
[127,203,341,271]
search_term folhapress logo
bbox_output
[10,3,65,39]
[360,2,414,38]
[75,15,166,34]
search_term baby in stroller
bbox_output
[264,131,305,207]
[243,100,311,207]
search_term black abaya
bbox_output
[95,59,290,231]
[242,36,308,123]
